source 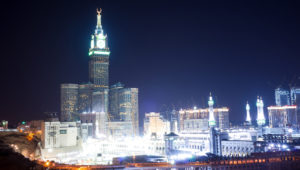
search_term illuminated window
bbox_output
[60,130,67,134]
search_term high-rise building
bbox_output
[119,88,139,136]
[89,9,110,89]
[109,82,124,120]
[216,108,230,129]
[256,97,266,126]
[60,84,79,121]
[290,87,300,105]
[275,88,290,106]
[93,89,109,135]
[78,83,94,114]
[291,87,300,126]
[267,105,297,128]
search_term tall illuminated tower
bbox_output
[208,93,216,127]
[256,97,266,126]
[245,101,251,124]
[89,8,110,89]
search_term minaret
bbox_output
[256,96,266,126]
[208,93,216,127]
[245,101,251,124]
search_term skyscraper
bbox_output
[60,84,79,121]
[290,87,300,105]
[109,82,124,120]
[275,88,290,106]
[89,8,110,89]
[291,87,300,126]
[93,89,109,136]
[119,88,139,136]
[78,83,94,114]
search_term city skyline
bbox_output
[2,1,300,125]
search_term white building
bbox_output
[183,119,208,132]
[41,121,79,149]
[144,112,170,139]
[221,140,255,157]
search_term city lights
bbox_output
[2,3,300,170]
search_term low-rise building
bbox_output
[144,112,170,139]
[41,121,79,149]
[221,140,255,157]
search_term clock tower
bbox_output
[89,8,110,89]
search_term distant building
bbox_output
[267,105,297,128]
[93,89,109,136]
[221,140,255,157]
[275,88,290,106]
[290,87,300,105]
[60,84,79,122]
[170,109,179,133]
[1,120,8,129]
[41,121,79,149]
[106,121,134,138]
[81,123,94,142]
[290,87,300,125]
[179,107,229,132]
[183,119,208,132]
[144,112,170,139]
[78,83,94,114]
[109,82,124,121]
[80,113,96,137]
[89,9,110,89]
[117,88,139,136]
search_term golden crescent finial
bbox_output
[97,8,102,15]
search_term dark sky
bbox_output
[1,0,300,125]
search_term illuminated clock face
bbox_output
[97,40,105,48]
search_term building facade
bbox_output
[109,82,124,121]
[119,88,139,136]
[60,84,79,122]
[267,105,298,128]
[275,88,290,106]
[41,121,79,149]
[178,107,229,132]
[78,83,94,114]
[221,140,255,157]
[144,112,170,139]
[290,87,300,126]
[60,9,139,139]
[89,9,110,89]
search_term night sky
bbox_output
[2,0,300,126]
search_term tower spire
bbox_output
[246,101,251,124]
[208,93,216,127]
[96,8,103,33]
[256,96,266,126]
